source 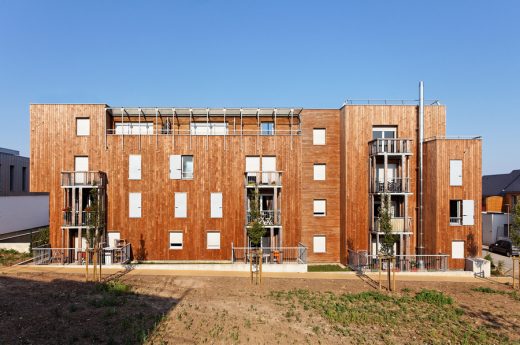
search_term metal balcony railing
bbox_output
[371,177,411,193]
[61,171,106,187]
[244,171,282,186]
[246,210,281,226]
[62,210,94,227]
[369,138,412,155]
[348,249,449,272]
[231,243,307,264]
[373,217,412,233]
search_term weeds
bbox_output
[472,286,520,301]
[308,265,351,272]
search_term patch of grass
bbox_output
[472,286,520,301]
[414,289,453,306]
[96,280,132,295]
[308,264,351,272]
[0,249,31,266]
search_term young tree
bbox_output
[247,188,266,247]
[378,194,395,256]
[510,202,520,246]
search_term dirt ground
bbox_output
[0,269,519,345]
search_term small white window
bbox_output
[313,199,326,216]
[129,154,141,180]
[313,164,326,181]
[76,118,90,136]
[207,231,221,250]
[313,235,326,253]
[450,160,463,186]
[129,192,142,218]
[169,232,183,250]
[452,240,464,259]
[170,155,193,180]
[313,129,326,145]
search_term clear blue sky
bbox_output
[0,1,518,175]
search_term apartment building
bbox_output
[30,92,482,269]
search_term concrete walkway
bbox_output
[1,264,515,283]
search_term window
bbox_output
[261,122,274,135]
[207,231,221,250]
[107,232,120,247]
[129,192,142,218]
[372,126,396,139]
[452,241,465,259]
[76,118,90,136]
[9,165,14,192]
[450,160,463,186]
[175,192,187,218]
[313,236,326,253]
[169,232,183,250]
[22,167,27,192]
[210,192,223,218]
[74,156,89,184]
[313,199,326,216]
[190,123,228,135]
[313,129,326,145]
[313,164,326,181]
[129,155,141,180]
[170,155,193,180]
[449,200,462,225]
[115,122,154,135]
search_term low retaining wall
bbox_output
[126,263,308,273]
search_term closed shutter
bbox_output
[129,155,141,180]
[107,232,120,247]
[313,129,326,145]
[245,156,260,172]
[313,200,326,216]
[170,155,182,180]
[313,164,326,181]
[76,118,90,136]
[210,192,223,218]
[450,160,463,186]
[313,236,326,253]
[169,232,183,249]
[462,200,474,225]
[129,193,142,218]
[452,241,464,259]
[207,232,221,249]
[175,192,187,218]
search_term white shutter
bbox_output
[450,160,463,186]
[169,232,183,249]
[313,129,326,145]
[76,118,90,136]
[175,192,187,218]
[74,156,89,184]
[313,200,326,216]
[207,232,220,249]
[462,200,474,225]
[313,164,326,180]
[170,155,182,180]
[452,240,464,259]
[245,156,260,172]
[129,192,141,218]
[129,155,141,180]
[313,236,326,253]
[210,192,223,218]
[262,156,277,184]
[107,232,120,247]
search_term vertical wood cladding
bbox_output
[300,109,341,262]
[423,139,482,269]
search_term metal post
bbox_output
[121,107,124,150]
[155,108,158,147]
[206,108,209,150]
[418,81,425,255]
[189,108,193,150]
[223,108,226,151]
[138,107,142,152]
[172,108,176,148]
[378,255,382,290]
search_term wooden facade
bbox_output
[30,103,482,265]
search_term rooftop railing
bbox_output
[369,138,412,155]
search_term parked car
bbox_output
[489,239,520,257]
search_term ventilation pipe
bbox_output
[417,81,425,256]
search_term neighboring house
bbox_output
[481,170,520,245]
[30,95,482,269]
[0,148,49,252]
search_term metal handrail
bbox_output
[232,246,307,264]
[348,249,449,272]
[62,210,93,227]
[244,171,282,186]
[371,177,411,193]
[373,217,412,232]
[369,138,413,155]
[246,210,281,225]
[61,171,106,187]
[106,128,301,136]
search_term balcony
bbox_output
[244,171,282,187]
[61,171,106,187]
[371,177,411,194]
[369,138,412,156]
[246,210,281,226]
[62,210,94,227]
[373,217,412,233]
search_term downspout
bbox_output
[418,81,424,256]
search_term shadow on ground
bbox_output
[0,273,183,344]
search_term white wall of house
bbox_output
[0,195,49,235]
[482,212,510,246]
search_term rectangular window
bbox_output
[450,160,463,186]
[170,155,193,180]
[449,200,462,225]
[207,231,221,250]
[107,232,120,247]
[129,192,142,218]
[169,232,183,250]
[9,165,14,192]
[313,235,326,253]
[452,240,465,259]
[372,126,396,139]
[210,192,223,218]
[76,118,90,136]
[190,123,228,135]
[313,128,326,145]
[175,192,187,218]
[261,122,274,135]
[22,167,27,192]
[313,164,326,181]
[313,199,326,216]
[129,155,141,180]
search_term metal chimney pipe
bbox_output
[418,81,425,256]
